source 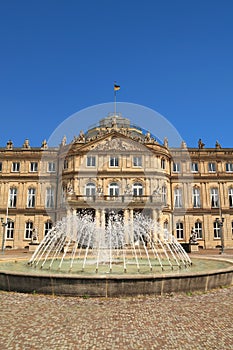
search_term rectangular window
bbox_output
[162,186,167,205]
[176,222,184,239]
[25,221,33,239]
[47,162,56,172]
[110,156,119,167]
[226,163,233,172]
[44,221,53,236]
[6,221,14,239]
[174,188,182,208]
[191,162,198,172]
[133,156,142,167]
[46,187,55,208]
[214,221,221,239]
[9,188,17,208]
[27,188,36,208]
[86,156,96,167]
[30,162,38,172]
[208,162,216,172]
[229,188,233,207]
[12,162,20,172]
[173,162,180,173]
[194,222,202,239]
[161,158,166,170]
[0,162,2,172]
[192,188,201,208]
[210,188,219,208]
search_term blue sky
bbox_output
[0,0,233,147]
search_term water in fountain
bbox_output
[28,213,192,274]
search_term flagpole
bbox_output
[114,88,116,116]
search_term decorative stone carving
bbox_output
[163,137,168,148]
[22,139,30,149]
[41,139,48,149]
[215,140,221,149]
[61,135,67,146]
[94,138,143,151]
[198,139,205,149]
[6,140,13,150]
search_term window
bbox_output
[162,185,167,205]
[229,188,233,207]
[226,163,233,172]
[9,188,17,208]
[133,183,143,196]
[109,182,119,196]
[192,187,201,208]
[45,187,55,208]
[176,222,184,239]
[213,221,220,239]
[110,156,119,167]
[25,221,33,239]
[174,188,182,208]
[161,158,166,170]
[194,221,202,239]
[64,159,68,169]
[27,188,36,208]
[87,156,96,167]
[85,183,96,196]
[48,162,56,172]
[232,221,233,235]
[208,162,216,172]
[6,221,14,239]
[0,162,2,172]
[12,162,20,172]
[210,188,219,208]
[30,162,38,172]
[133,156,142,167]
[44,221,53,236]
[191,162,198,172]
[173,162,180,173]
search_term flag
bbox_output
[114,84,120,91]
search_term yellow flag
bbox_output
[114,84,120,91]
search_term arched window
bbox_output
[109,182,119,196]
[85,183,96,196]
[133,183,143,196]
[161,158,166,170]
[6,220,14,239]
[45,187,55,208]
[176,222,184,239]
[27,188,36,208]
[213,220,220,238]
[174,188,182,208]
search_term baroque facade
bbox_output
[0,114,233,250]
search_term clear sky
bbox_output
[0,0,233,147]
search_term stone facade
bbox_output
[0,115,232,249]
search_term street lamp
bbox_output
[216,217,225,254]
[1,217,12,254]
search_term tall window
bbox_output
[174,188,182,208]
[9,188,17,208]
[176,222,184,239]
[210,188,219,208]
[161,158,166,170]
[109,156,119,167]
[109,182,119,196]
[30,162,38,172]
[45,187,55,208]
[226,163,233,172]
[194,221,202,239]
[229,188,233,207]
[133,183,143,196]
[6,221,14,239]
[27,188,36,208]
[213,221,220,239]
[0,162,2,172]
[48,162,56,172]
[25,221,33,239]
[12,162,20,172]
[162,185,167,205]
[86,156,96,167]
[133,156,142,167]
[208,162,216,172]
[85,183,96,196]
[64,159,68,169]
[44,221,53,236]
[173,162,181,173]
[191,162,198,172]
[192,187,201,208]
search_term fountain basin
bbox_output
[0,257,233,297]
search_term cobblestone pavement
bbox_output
[0,250,233,349]
[0,287,232,350]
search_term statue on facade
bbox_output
[23,139,30,149]
[6,140,13,150]
[124,184,132,195]
[198,139,205,149]
[163,137,168,148]
[31,228,39,243]
[41,139,48,149]
[67,181,73,194]
[61,135,67,146]
[145,132,151,143]
[215,140,221,149]
[189,228,198,244]
[77,130,85,142]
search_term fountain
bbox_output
[0,213,232,297]
[28,213,192,274]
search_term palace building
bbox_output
[0,114,232,250]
